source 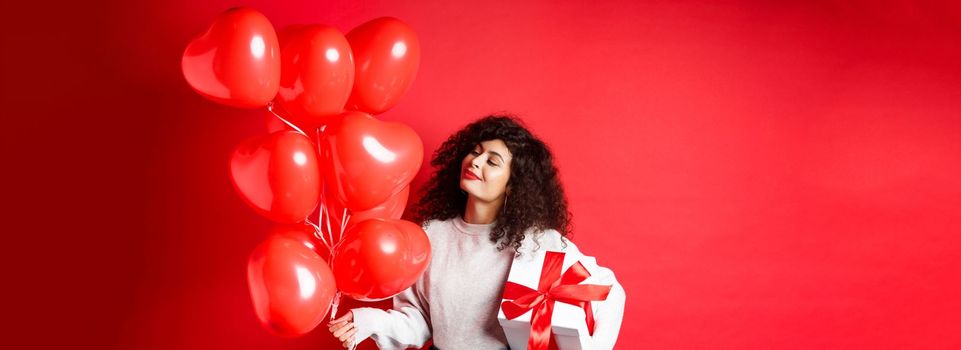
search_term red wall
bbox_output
[5,0,960,348]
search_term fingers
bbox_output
[328,319,346,331]
[329,321,351,337]
[333,320,357,338]
[328,310,357,349]
[339,327,357,348]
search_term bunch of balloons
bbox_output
[182,7,429,338]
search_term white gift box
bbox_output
[497,250,606,350]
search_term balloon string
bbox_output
[340,208,351,243]
[315,127,336,252]
[305,219,331,252]
[319,190,328,254]
[329,291,342,322]
[319,184,324,234]
[310,123,353,350]
[266,102,307,136]
[323,200,335,250]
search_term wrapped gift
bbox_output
[497,251,612,350]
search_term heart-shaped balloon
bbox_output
[331,218,431,301]
[321,111,423,211]
[327,184,410,236]
[276,25,355,132]
[345,17,421,115]
[248,233,336,337]
[230,131,320,223]
[182,7,280,108]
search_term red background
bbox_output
[4,0,960,348]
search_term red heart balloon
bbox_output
[327,184,410,236]
[276,25,355,132]
[182,7,280,108]
[321,111,423,211]
[247,233,336,337]
[230,131,320,223]
[345,17,421,115]
[332,218,431,301]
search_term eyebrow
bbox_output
[476,144,507,161]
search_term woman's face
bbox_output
[460,139,512,202]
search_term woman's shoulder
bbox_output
[418,218,457,241]
[418,218,440,236]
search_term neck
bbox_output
[463,195,504,224]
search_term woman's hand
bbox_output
[328,310,357,348]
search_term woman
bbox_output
[328,115,626,349]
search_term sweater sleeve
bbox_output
[565,242,626,350]
[588,270,626,350]
[349,276,432,350]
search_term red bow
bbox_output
[501,251,612,350]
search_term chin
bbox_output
[460,184,481,198]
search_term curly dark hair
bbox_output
[411,114,572,255]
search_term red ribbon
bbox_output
[501,251,612,350]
